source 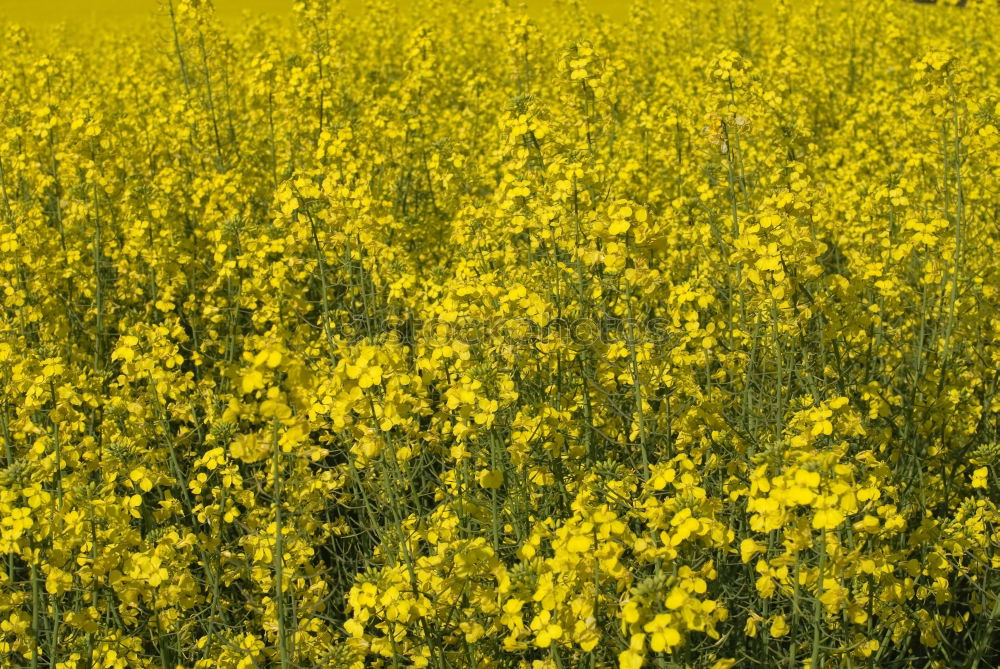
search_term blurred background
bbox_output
[3,1,312,24]
[0,0,632,25]
[0,1,959,28]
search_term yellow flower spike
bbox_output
[44,566,72,595]
[618,633,646,669]
[124,494,143,519]
[477,469,504,489]
[240,368,265,394]
[129,467,154,492]
[812,508,845,531]
[665,588,687,610]
[534,622,563,648]
[769,615,789,638]
[608,219,631,236]
[710,660,737,669]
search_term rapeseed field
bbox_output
[0,0,998,667]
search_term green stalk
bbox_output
[811,529,828,669]
[624,275,649,474]
[30,559,40,669]
[271,418,290,668]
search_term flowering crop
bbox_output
[1,0,999,667]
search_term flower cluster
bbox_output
[0,0,999,668]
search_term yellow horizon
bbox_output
[0,0,635,26]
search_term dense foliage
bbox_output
[0,0,998,667]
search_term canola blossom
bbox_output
[0,0,999,667]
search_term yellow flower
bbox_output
[618,634,646,669]
[477,468,504,489]
[769,615,789,638]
